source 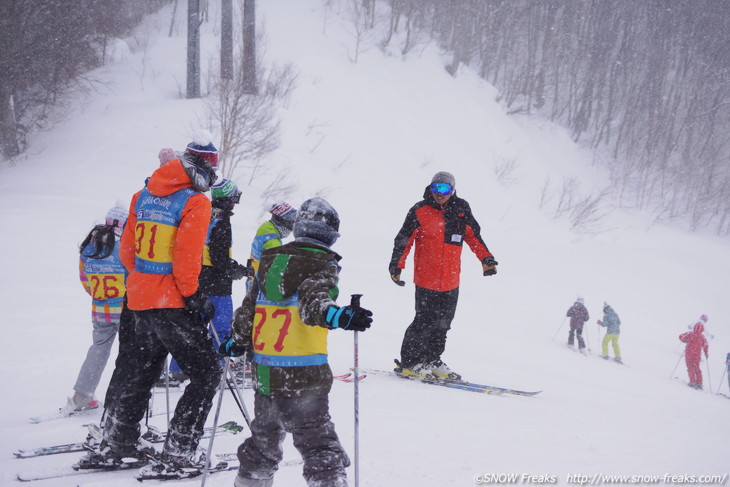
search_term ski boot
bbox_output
[394,360,437,380]
[82,423,104,451]
[60,392,100,416]
[427,359,462,380]
[74,438,155,471]
[136,448,222,480]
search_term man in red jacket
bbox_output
[679,315,710,390]
[389,171,498,380]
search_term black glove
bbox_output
[389,265,405,286]
[482,256,498,276]
[244,259,255,279]
[228,260,248,281]
[218,336,247,357]
[185,290,215,324]
[324,305,373,331]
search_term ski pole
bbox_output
[717,368,727,395]
[200,358,230,487]
[225,367,252,428]
[670,350,685,379]
[551,317,567,341]
[705,356,712,392]
[209,323,252,428]
[164,357,171,430]
[350,294,362,487]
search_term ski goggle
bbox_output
[430,182,453,195]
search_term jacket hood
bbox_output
[146,159,196,197]
[693,321,705,333]
[259,241,341,301]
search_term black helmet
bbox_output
[293,197,340,247]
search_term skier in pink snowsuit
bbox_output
[679,315,709,390]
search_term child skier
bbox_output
[220,197,373,487]
[566,297,589,353]
[64,204,128,414]
[248,201,298,276]
[167,178,249,380]
[679,315,709,390]
[200,178,249,339]
[597,302,622,363]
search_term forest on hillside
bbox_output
[360,0,730,234]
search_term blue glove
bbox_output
[218,337,247,357]
[324,305,373,332]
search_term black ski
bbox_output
[14,420,243,459]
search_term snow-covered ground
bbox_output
[1,1,728,486]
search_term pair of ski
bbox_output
[565,345,629,366]
[19,455,302,483]
[15,421,245,482]
[17,455,236,483]
[14,420,243,459]
[339,368,541,396]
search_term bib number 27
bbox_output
[253,308,292,353]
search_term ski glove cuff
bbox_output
[482,256,498,276]
[390,273,405,286]
[389,265,405,286]
[324,305,373,332]
[218,336,247,357]
[184,290,215,325]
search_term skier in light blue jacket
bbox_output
[597,302,622,363]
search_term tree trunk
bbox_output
[221,0,233,80]
[187,0,201,98]
[242,0,257,95]
[0,87,20,158]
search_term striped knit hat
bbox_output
[185,129,218,168]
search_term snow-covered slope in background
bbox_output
[0,1,728,485]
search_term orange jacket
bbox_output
[390,188,493,292]
[120,159,212,310]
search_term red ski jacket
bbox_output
[389,187,493,292]
[679,321,709,359]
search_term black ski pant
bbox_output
[103,308,221,458]
[104,300,135,408]
[237,393,350,486]
[400,286,459,368]
[568,323,585,349]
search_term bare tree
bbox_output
[208,32,298,181]
[0,0,172,159]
